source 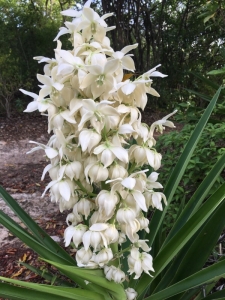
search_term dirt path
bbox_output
[0,115,63,247]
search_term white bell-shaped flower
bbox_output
[94,247,113,267]
[120,220,140,242]
[128,247,154,279]
[145,191,167,211]
[79,128,102,152]
[64,224,88,247]
[73,198,95,220]
[82,223,109,251]
[76,247,93,266]
[137,215,150,233]
[96,190,118,217]
[85,162,109,183]
[104,224,119,244]
[104,265,126,283]
[125,288,138,300]
[116,207,137,224]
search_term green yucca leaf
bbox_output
[0,185,75,265]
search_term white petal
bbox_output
[85,64,102,75]
[90,223,108,231]
[39,86,51,99]
[41,164,52,181]
[45,148,58,159]
[82,99,96,111]
[53,82,64,91]
[59,50,76,65]
[104,59,119,74]
[149,71,167,78]
[54,27,69,41]
[132,190,147,212]
[69,98,83,115]
[37,74,52,86]
[61,9,81,17]
[78,111,93,129]
[80,73,96,89]
[121,177,136,190]
[121,82,136,95]
[110,146,128,163]
[118,124,134,134]
[57,63,74,76]
[64,226,76,247]
[84,0,92,7]
[147,87,160,97]
[145,149,155,168]
[20,89,38,99]
[148,172,159,182]
[82,7,95,21]
[121,43,138,54]
[59,181,71,201]
[101,12,114,20]
[82,231,91,250]
[121,56,135,71]
[79,130,91,152]
[61,110,76,124]
[93,144,106,154]
[24,101,38,112]
[101,149,114,167]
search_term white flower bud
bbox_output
[144,191,167,211]
[104,265,125,283]
[89,210,107,226]
[96,190,118,217]
[128,247,154,279]
[59,195,78,212]
[65,161,83,180]
[104,224,119,244]
[108,163,128,179]
[116,207,137,224]
[94,248,113,267]
[79,128,102,152]
[120,220,140,242]
[153,152,162,170]
[64,224,87,247]
[66,211,83,226]
[86,163,109,184]
[125,288,138,300]
[137,216,149,233]
[76,247,93,266]
[73,198,94,220]
[82,223,109,251]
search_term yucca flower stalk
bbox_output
[1,1,224,300]
[20,0,175,294]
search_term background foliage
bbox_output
[0,0,224,116]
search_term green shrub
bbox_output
[156,121,225,230]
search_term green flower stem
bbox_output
[128,163,137,174]
[109,242,120,267]
[74,180,97,197]
[114,246,131,258]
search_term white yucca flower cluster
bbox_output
[21,0,176,292]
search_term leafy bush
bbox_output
[156,121,225,230]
